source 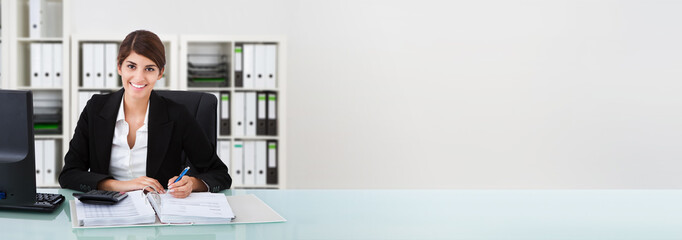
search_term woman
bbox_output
[59,30,231,198]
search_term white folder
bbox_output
[245,92,257,136]
[30,43,42,87]
[45,0,62,38]
[233,92,245,137]
[218,140,231,175]
[267,93,277,136]
[43,139,56,186]
[254,45,266,89]
[257,92,267,135]
[232,141,244,186]
[104,43,119,88]
[41,43,53,88]
[82,43,94,88]
[93,44,105,88]
[265,44,277,89]
[34,140,45,186]
[255,141,267,186]
[243,44,255,88]
[52,43,63,88]
[29,0,47,38]
[243,141,256,186]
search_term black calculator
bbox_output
[73,190,129,205]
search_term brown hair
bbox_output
[117,30,166,72]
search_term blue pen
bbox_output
[173,166,190,183]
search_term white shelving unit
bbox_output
[3,0,69,187]
[69,34,179,136]
[179,35,287,189]
[0,1,286,189]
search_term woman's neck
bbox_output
[123,94,149,117]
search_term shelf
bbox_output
[234,88,279,92]
[71,35,178,92]
[186,88,280,92]
[228,136,280,141]
[6,0,70,189]
[11,31,286,189]
[180,36,286,189]
[15,0,64,39]
[78,87,121,91]
[16,86,62,91]
[187,87,232,92]
[34,134,63,139]
[17,37,63,43]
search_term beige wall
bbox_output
[72,0,682,189]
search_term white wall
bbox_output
[72,0,682,189]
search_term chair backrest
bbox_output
[156,90,217,143]
[155,90,217,161]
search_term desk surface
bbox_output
[2,189,682,239]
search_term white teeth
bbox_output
[131,83,146,88]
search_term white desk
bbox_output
[2,189,682,239]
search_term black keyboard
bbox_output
[0,193,65,212]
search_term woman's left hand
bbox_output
[167,176,195,198]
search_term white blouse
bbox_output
[109,98,150,181]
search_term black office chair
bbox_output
[155,90,217,171]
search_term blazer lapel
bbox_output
[147,91,174,178]
[94,89,124,174]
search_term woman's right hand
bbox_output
[97,176,166,194]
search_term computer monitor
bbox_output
[0,89,37,206]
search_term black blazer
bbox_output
[59,89,231,192]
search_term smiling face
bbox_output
[118,51,164,101]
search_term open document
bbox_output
[74,190,156,227]
[146,192,235,224]
[71,191,284,228]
